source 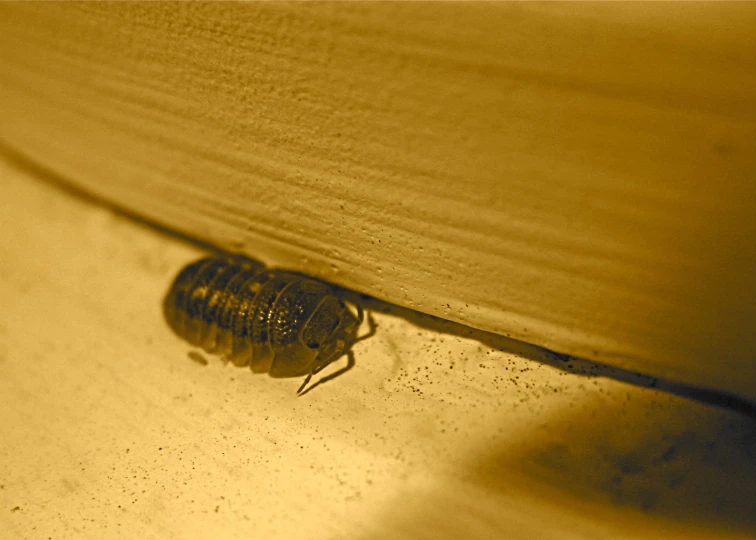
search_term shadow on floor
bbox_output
[360,384,756,539]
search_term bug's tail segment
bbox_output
[163,257,215,338]
[182,259,233,347]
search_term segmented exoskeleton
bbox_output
[163,256,374,394]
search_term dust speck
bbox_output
[188,351,208,366]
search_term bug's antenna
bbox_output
[298,351,356,397]
[296,373,313,396]
[353,312,377,344]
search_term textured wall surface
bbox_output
[0,3,754,401]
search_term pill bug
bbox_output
[163,255,375,395]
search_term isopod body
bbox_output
[164,256,370,394]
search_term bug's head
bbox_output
[301,297,362,369]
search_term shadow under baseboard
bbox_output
[3,139,754,419]
[337,288,756,420]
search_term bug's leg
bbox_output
[298,349,355,398]
[353,312,377,344]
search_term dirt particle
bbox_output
[188,351,208,366]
